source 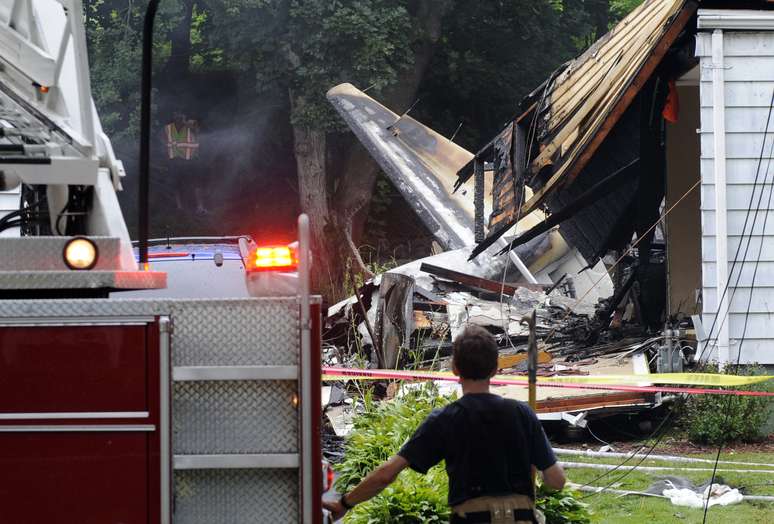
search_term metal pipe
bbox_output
[298,213,313,523]
[568,483,774,503]
[526,309,537,409]
[554,448,774,468]
[560,461,774,474]
[139,0,161,266]
[159,317,171,524]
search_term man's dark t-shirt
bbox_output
[398,393,556,506]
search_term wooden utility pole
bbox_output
[526,309,538,497]
[526,309,538,409]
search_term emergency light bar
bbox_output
[247,245,298,272]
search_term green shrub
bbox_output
[683,363,773,445]
[336,385,591,524]
[536,485,591,524]
[335,386,451,523]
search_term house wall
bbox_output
[666,84,702,317]
[698,14,774,364]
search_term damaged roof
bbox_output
[460,0,696,255]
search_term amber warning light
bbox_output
[248,245,298,272]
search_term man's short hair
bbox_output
[452,325,499,380]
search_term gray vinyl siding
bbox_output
[698,31,774,364]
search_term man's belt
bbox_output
[450,508,537,523]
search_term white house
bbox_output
[696,9,774,364]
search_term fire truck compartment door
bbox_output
[0,318,170,524]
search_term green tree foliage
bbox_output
[84,0,648,271]
[414,0,601,150]
[610,0,646,22]
[85,0,637,148]
[284,0,415,129]
[85,0,145,142]
[85,0,219,141]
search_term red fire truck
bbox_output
[0,1,323,522]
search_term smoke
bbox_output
[119,76,298,241]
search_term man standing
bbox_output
[323,325,565,523]
[163,112,209,216]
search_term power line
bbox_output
[702,89,774,524]
[694,88,774,365]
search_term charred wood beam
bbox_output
[599,269,637,327]
[454,107,536,190]
[496,157,640,256]
[474,159,485,242]
[419,262,547,296]
[468,221,514,260]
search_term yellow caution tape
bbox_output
[539,373,773,387]
[322,367,773,388]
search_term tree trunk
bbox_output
[165,0,195,81]
[291,122,340,293]
[293,1,450,299]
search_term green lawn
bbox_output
[560,450,774,523]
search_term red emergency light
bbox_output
[247,245,298,272]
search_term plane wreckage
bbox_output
[326,82,613,302]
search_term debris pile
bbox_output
[325,250,666,372]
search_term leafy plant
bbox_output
[536,484,591,524]
[683,363,773,445]
[336,386,591,524]
[335,385,452,523]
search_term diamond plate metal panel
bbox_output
[0,270,166,290]
[174,380,298,455]
[0,298,299,365]
[169,300,299,366]
[173,469,298,523]
[0,237,123,270]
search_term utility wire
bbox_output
[585,89,774,509]
[694,88,774,365]
[702,90,774,524]
[541,178,700,346]
[576,401,678,497]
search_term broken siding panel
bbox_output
[544,101,642,264]
[698,27,774,364]
[545,0,673,120]
[465,0,692,258]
